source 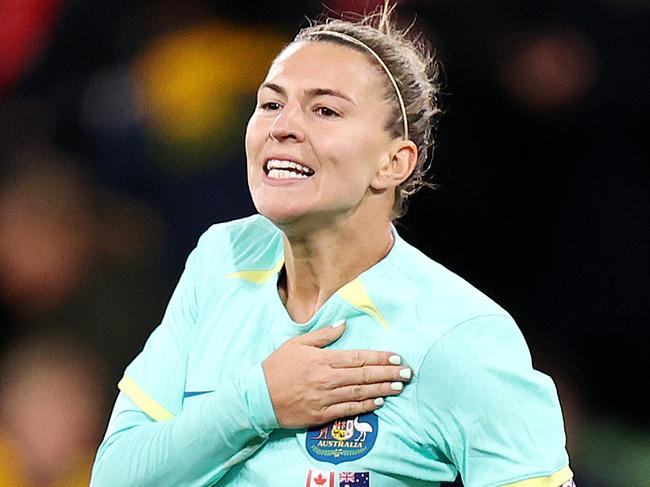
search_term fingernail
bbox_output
[388,355,401,365]
[399,368,412,380]
[373,397,385,406]
[331,320,345,328]
[390,382,403,391]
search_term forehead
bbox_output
[263,41,385,100]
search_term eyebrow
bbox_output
[259,82,356,105]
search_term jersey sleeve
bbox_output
[416,315,573,487]
[91,232,279,487]
[116,244,200,420]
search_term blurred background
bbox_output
[0,0,647,485]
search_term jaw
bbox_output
[251,183,317,225]
[254,190,371,239]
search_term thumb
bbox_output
[295,320,346,348]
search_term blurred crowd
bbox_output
[0,0,648,486]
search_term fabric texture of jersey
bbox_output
[91,214,572,487]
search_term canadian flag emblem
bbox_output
[306,469,335,487]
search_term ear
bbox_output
[370,140,418,191]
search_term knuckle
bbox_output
[315,348,331,364]
[361,367,372,384]
[391,370,402,383]
[311,405,327,423]
[385,383,399,395]
[322,370,342,389]
[352,384,364,400]
[323,406,339,424]
[317,378,333,391]
[316,380,332,393]
[303,369,318,385]
[346,403,358,417]
[362,400,375,413]
[350,350,364,367]
[312,411,326,424]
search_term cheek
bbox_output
[245,115,265,160]
[332,134,386,182]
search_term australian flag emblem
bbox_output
[339,471,369,487]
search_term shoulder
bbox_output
[196,213,279,253]
[414,312,570,485]
[191,214,283,277]
[380,233,511,336]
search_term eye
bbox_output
[314,106,341,118]
[260,101,282,111]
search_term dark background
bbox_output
[0,1,648,485]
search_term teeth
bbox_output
[266,159,314,175]
[268,169,309,179]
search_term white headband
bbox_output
[307,31,409,141]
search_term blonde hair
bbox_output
[294,3,441,218]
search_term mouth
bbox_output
[264,158,315,180]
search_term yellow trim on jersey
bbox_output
[225,258,285,284]
[118,375,175,421]
[502,466,573,487]
[227,258,388,329]
[337,279,389,330]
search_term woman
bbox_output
[91,6,575,487]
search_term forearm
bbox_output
[91,365,277,487]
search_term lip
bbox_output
[262,172,311,186]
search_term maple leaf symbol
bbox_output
[314,473,327,485]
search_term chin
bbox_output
[254,200,307,226]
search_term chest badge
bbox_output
[306,412,378,464]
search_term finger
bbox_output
[324,382,403,406]
[294,320,346,348]
[329,365,413,388]
[327,349,402,368]
[321,399,384,423]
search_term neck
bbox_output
[278,214,394,323]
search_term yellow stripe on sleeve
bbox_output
[502,466,573,487]
[118,375,175,421]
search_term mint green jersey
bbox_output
[91,215,573,487]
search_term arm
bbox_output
[90,242,280,486]
[91,363,277,487]
[415,315,574,487]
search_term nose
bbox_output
[268,105,304,143]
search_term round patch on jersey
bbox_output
[306,412,378,464]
